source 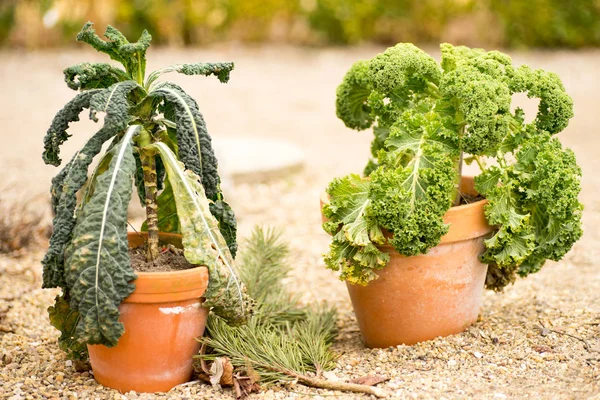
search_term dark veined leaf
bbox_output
[64,62,129,91]
[76,22,151,82]
[150,142,251,325]
[43,129,121,289]
[42,81,140,289]
[48,294,87,361]
[76,22,126,66]
[146,62,234,88]
[149,83,218,197]
[209,199,238,257]
[148,82,238,254]
[63,127,138,346]
[88,80,140,123]
[42,89,102,166]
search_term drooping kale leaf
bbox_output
[43,22,248,355]
[150,143,251,324]
[63,129,138,346]
[327,43,582,289]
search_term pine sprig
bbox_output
[196,227,388,398]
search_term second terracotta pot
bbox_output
[87,232,209,393]
[322,177,493,348]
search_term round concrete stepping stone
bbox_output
[212,136,305,184]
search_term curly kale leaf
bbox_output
[64,63,129,91]
[322,174,389,285]
[48,293,87,361]
[323,108,459,284]
[513,134,583,275]
[509,65,574,134]
[151,142,251,324]
[368,43,441,97]
[477,132,583,290]
[146,62,235,88]
[439,46,513,155]
[335,60,374,130]
[63,128,138,347]
[374,109,458,256]
[43,89,102,166]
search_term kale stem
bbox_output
[453,150,463,206]
[137,52,144,86]
[474,155,486,171]
[138,128,159,262]
[426,81,442,99]
[453,122,466,206]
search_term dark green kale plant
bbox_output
[324,43,583,289]
[42,22,251,360]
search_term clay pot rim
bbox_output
[320,176,493,244]
[126,232,209,303]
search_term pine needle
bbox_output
[196,227,389,398]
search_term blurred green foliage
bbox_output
[490,0,600,47]
[2,0,600,48]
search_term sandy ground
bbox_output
[0,45,599,399]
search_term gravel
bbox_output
[1,46,600,399]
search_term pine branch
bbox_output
[197,227,389,397]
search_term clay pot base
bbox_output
[322,176,493,348]
[87,232,209,393]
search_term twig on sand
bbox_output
[538,320,592,352]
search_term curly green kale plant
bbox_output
[42,22,252,360]
[324,43,583,289]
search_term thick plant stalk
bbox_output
[453,122,466,207]
[139,134,159,261]
[453,150,464,206]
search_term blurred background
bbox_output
[2,0,600,49]
[0,6,599,397]
[0,0,599,256]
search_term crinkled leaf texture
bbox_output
[330,42,581,290]
[43,81,140,289]
[323,174,389,285]
[64,63,129,91]
[150,142,252,325]
[48,294,87,361]
[63,127,138,347]
[477,133,583,290]
[149,82,238,256]
[146,62,234,88]
[76,22,151,81]
[42,89,103,166]
[323,108,458,285]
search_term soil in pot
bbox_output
[129,241,193,272]
[87,232,209,393]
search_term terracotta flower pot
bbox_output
[87,232,209,393]
[321,177,493,348]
